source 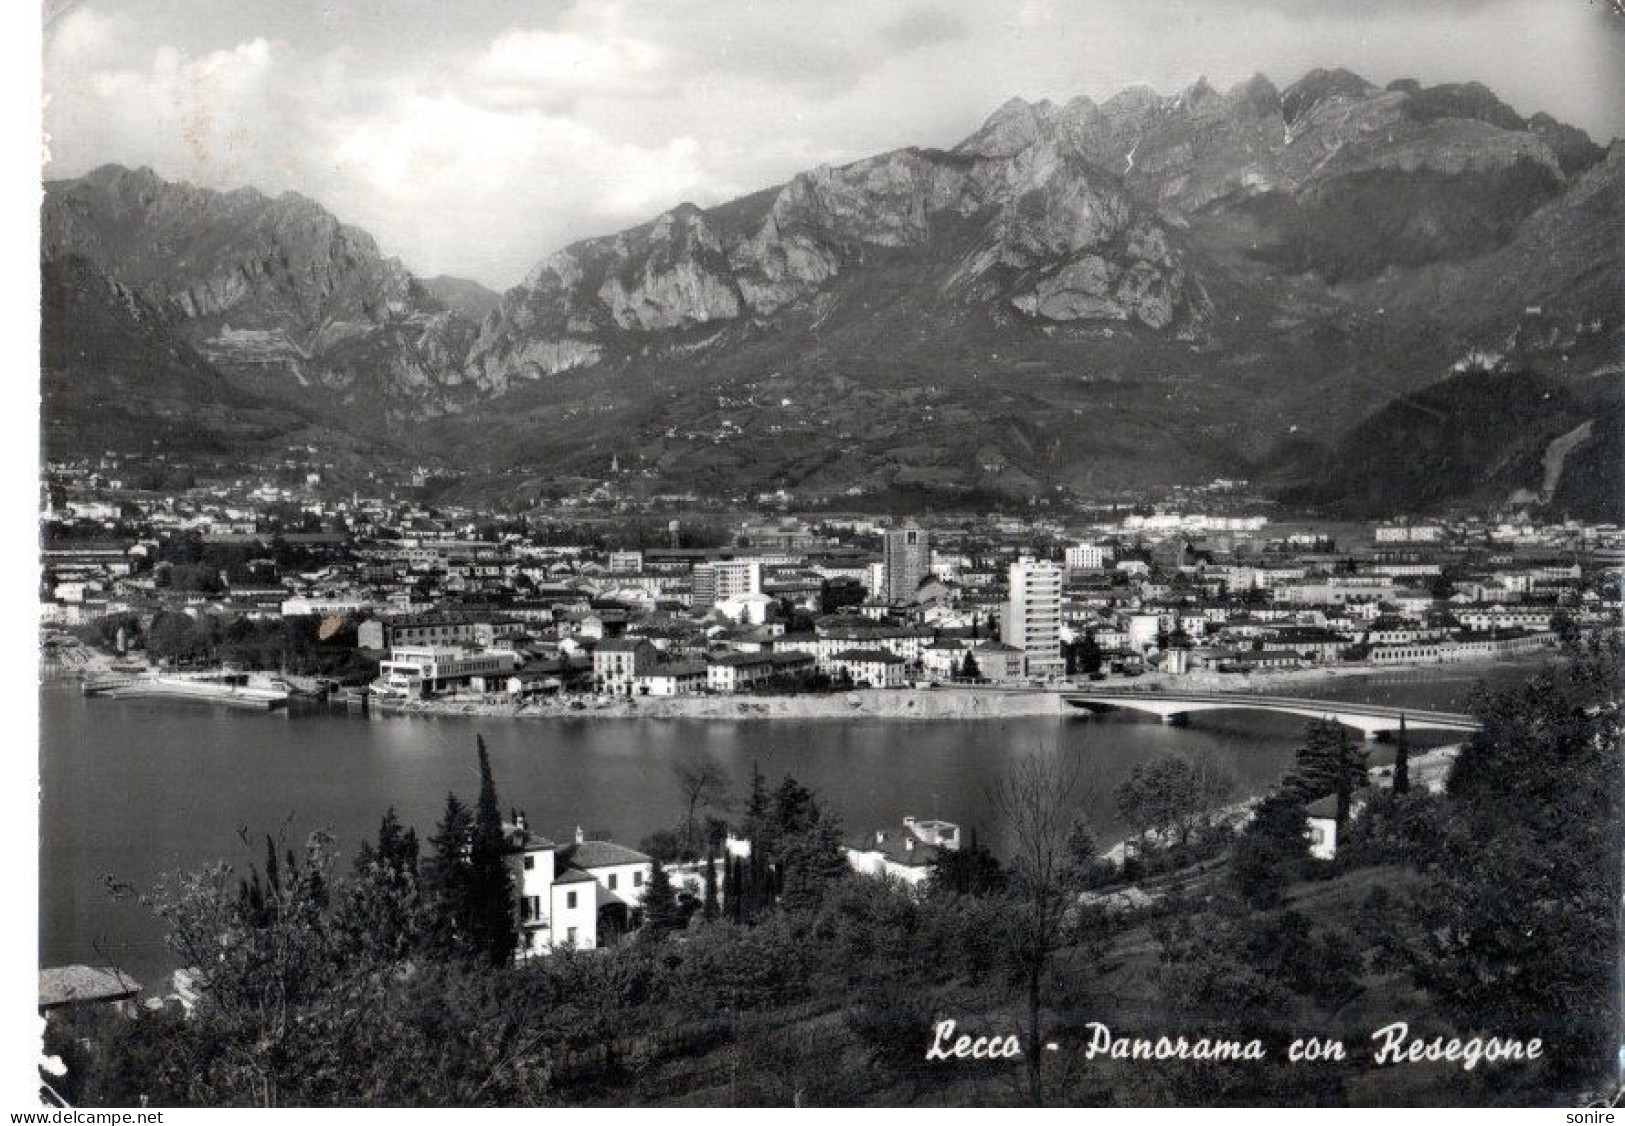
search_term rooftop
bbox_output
[39,966,141,1008]
[561,840,651,870]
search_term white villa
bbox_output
[506,819,654,955]
[846,816,962,886]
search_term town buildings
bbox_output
[40,456,1613,708]
[1005,556,1064,678]
[882,521,930,604]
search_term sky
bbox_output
[41,0,1625,289]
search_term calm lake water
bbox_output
[39,658,1550,989]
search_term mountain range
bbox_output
[40,68,1624,517]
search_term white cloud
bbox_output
[47,32,288,186]
[45,6,121,68]
[472,27,671,108]
[325,93,711,281]
[39,0,1625,286]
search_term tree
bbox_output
[1114,753,1224,851]
[354,807,419,879]
[988,750,1097,1106]
[776,820,849,912]
[1403,657,1623,1092]
[339,812,424,966]
[960,649,981,681]
[641,859,682,936]
[702,842,720,921]
[1392,715,1411,795]
[673,756,729,859]
[425,792,475,961]
[141,828,353,1104]
[926,826,1006,897]
[146,611,210,665]
[1076,631,1104,676]
[1284,719,1368,807]
[1230,790,1307,908]
[467,735,517,966]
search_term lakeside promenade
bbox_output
[382,648,1553,722]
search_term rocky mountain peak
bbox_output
[1281,67,1377,124]
[41,70,1619,508]
[957,96,1060,158]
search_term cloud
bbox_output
[471,26,672,110]
[44,5,121,68]
[324,91,712,281]
[47,29,290,185]
[39,0,1625,286]
[880,6,971,51]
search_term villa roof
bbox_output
[560,840,650,870]
[849,830,942,868]
[1304,795,1340,819]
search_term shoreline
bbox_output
[384,685,1074,721]
[382,648,1552,722]
[49,642,1555,721]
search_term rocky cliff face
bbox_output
[465,69,1601,388]
[42,165,481,417]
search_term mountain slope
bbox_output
[40,254,314,457]
[1278,369,1623,522]
[419,275,502,321]
[39,70,1622,509]
[42,165,483,423]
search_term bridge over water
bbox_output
[1060,689,1480,740]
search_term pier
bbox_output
[82,672,290,710]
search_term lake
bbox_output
[39,657,1548,989]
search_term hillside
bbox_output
[40,254,314,458]
[1277,369,1624,522]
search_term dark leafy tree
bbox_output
[1230,790,1308,908]
[641,859,683,936]
[927,826,1007,897]
[1076,631,1104,676]
[1284,719,1368,807]
[425,792,475,961]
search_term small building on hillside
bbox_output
[39,966,140,1015]
[507,820,653,956]
[846,817,962,886]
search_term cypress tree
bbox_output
[1393,714,1411,794]
[724,856,742,923]
[468,734,517,966]
[702,842,719,921]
